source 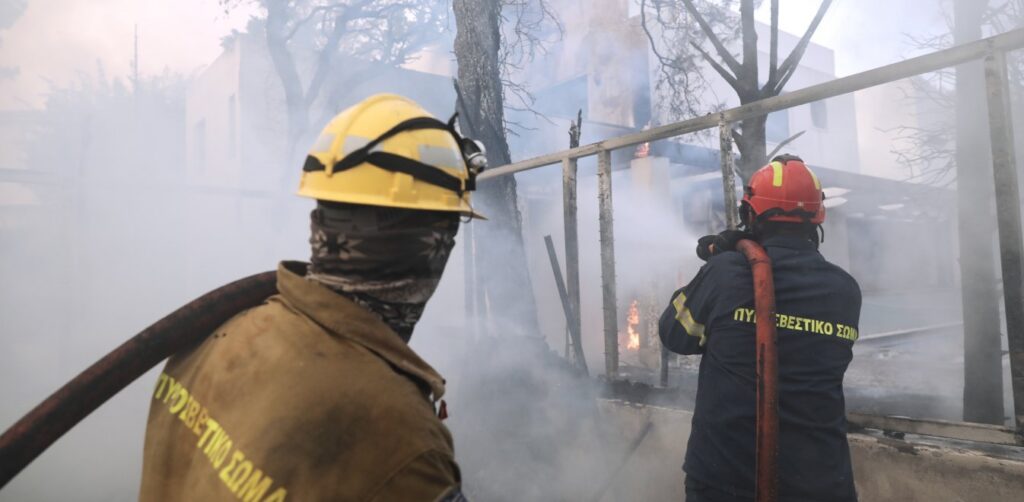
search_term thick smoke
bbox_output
[2,1,1024,501]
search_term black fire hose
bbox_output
[0,271,277,489]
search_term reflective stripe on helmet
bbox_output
[771,161,784,187]
[419,144,464,171]
[311,132,337,153]
[341,135,372,156]
[808,167,822,190]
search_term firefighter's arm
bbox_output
[370,449,464,502]
[659,266,714,355]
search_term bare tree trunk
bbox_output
[955,0,1005,425]
[669,0,831,181]
[453,0,540,337]
[265,2,310,158]
[736,113,768,180]
[735,0,767,180]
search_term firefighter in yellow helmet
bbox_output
[140,94,484,501]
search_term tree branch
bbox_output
[303,9,352,108]
[771,0,833,94]
[767,130,805,159]
[690,41,739,89]
[680,0,742,77]
[285,5,337,41]
[640,0,674,68]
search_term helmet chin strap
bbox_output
[739,201,753,231]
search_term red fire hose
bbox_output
[0,271,277,489]
[736,239,779,502]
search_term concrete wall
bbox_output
[597,399,1024,501]
[849,435,1024,501]
[185,36,242,188]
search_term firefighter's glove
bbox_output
[696,230,754,261]
[696,235,717,261]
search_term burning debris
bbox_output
[618,294,669,374]
[625,299,641,351]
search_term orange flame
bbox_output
[626,299,640,350]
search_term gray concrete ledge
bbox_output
[597,399,1024,501]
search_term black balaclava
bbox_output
[306,200,459,342]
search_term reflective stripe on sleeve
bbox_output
[672,292,707,346]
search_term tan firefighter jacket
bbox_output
[139,261,460,502]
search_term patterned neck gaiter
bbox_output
[306,201,459,342]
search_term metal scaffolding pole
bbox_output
[984,51,1024,436]
[598,150,619,377]
[562,158,584,370]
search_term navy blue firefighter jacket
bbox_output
[659,235,862,501]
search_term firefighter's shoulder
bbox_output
[817,258,862,300]
[700,250,751,283]
[207,297,455,498]
[705,249,748,267]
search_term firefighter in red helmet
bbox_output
[660,154,862,501]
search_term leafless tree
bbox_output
[497,0,563,125]
[218,0,446,157]
[641,0,833,179]
[890,0,1024,187]
[452,0,559,338]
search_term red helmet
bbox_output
[741,154,825,225]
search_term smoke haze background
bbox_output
[1,1,1022,500]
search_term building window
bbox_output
[811,100,828,129]
[193,119,206,172]
[228,94,237,158]
[766,110,790,143]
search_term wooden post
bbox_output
[544,235,588,375]
[563,158,583,366]
[720,120,739,230]
[598,149,619,377]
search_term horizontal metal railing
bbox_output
[480,28,1024,180]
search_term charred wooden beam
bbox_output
[598,150,619,377]
[562,156,583,366]
[719,120,740,229]
[544,234,588,375]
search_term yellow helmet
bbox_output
[298,93,486,218]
